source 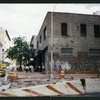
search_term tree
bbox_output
[6,37,29,71]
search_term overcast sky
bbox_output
[0,4,100,43]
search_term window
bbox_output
[89,49,100,55]
[94,25,100,38]
[80,24,87,37]
[40,35,42,43]
[37,41,39,49]
[61,23,68,36]
[2,49,4,52]
[61,48,73,54]
[43,27,47,40]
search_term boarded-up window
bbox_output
[61,23,68,36]
[80,24,87,37]
[94,25,100,38]
[61,48,73,54]
[89,49,100,55]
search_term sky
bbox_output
[0,4,100,43]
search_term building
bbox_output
[0,27,17,70]
[0,27,12,64]
[29,35,37,66]
[0,27,11,62]
[32,12,100,73]
[0,42,3,62]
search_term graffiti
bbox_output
[60,62,71,71]
[48,60,71,72]
[48,59,100,72]
[68,60,100,71]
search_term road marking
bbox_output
[22,89,43,96]
[66,82,83,94]
[46,85,66,96]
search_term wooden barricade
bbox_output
[60,70,65,78]
[8,71,18,80]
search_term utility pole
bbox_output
[50,5,57,79]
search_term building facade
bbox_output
[32,12,100,73]
[0,42,3,62]
[0,27,17,70]
[29,35,37,65]
[0,27,11,63]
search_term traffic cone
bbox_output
[60,70,65,78]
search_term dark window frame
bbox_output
[40,35,42,43]
[61,48,73,55]
[80,24,87,37]
[2,49,4,52]
[89,49,100,55]
[94,25,100,38]
[61,23,68,36]
[43,27,47,40]
[37,41,39,49]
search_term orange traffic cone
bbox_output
[60,70,65,78]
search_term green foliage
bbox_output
[6,37,29,70]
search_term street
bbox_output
[9,71,99,90]
[0,71,100,97]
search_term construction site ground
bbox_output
[17,71,98,80]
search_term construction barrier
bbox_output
[0,80,85,96]
[8,71,18,80]
[60,70,65,78]
[0,78,100,96]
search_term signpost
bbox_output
[50,5,57,79]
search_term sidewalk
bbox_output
[17,71,49,79]
[16,71,98,80]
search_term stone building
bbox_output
[32,12,100,73]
